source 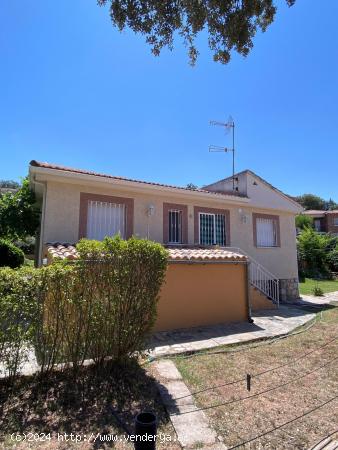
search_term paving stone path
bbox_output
[154,359,227,449]
[149,304,316,358]
[300,291,338,305]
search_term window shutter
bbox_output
[87,200,126,240]
[256,218,276,247]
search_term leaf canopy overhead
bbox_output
[98,0,296,64]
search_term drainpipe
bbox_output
[32,176,47,267]
[245,261,254,323]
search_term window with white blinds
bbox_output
[86,200,125,241]
[199,213,226,246]
[168,210,182,244]
[256,217,277,247]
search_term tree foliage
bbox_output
[0,178,40,241]
[98,0,295,65]
[295,214,313,230]
[297,228,337,278]
[186,182,198,190]
[295,193,338,211]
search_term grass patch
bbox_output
[174,305,338,450]
[299,278,338,295]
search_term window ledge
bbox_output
[256,246,280,249]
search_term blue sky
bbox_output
[1,0,337,199]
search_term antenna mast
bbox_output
[209,116,236,191]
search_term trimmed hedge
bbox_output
[0,236,168,378]
[0,239,25,268]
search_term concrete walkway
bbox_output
[154,359,226,449]
[148,304,317,358]
[298,291,338,306]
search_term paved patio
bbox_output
[148,304,318,358]
[298,290,338,306]
[1,293,336,378]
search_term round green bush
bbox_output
[0,239,25,268]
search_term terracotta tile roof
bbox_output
[45,243,247,262]
[304,210,338,215]
[30,160,246,199]
[46,243,78,260]
[303,210,326,215]
[167,247,247,261]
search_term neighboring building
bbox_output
[29,161,302,306]
[0,187,18,195]
[303,210,338,234]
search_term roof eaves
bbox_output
[30,160,248,201]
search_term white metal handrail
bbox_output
[226,247,280,307]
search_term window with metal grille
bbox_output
[86,200,125,241]
[333,217,338,227]
[256,217,277,247]
[168,210,183,243]
[199,213,226,246]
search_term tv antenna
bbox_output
[209,115,236,191]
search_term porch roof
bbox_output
[45,243,247,262]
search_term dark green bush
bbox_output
[15,236,36,255]
[0,237,169,378]
[328,247,338,272]
[0,239,25,268]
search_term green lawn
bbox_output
[299,277,338,295]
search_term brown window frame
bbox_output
[163,203,188,245]
[252,213,281,248]
[194,206,230,246]
[331,215,338,228]
[78,192,134,240]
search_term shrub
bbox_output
[0,267,39,377]
[73,236,169,364]
[15,236,36,255]
[0,237,168,378]
[311,284,324,296]
[327,247,338,272]
[0,239,25,268]
[297,228,333,277]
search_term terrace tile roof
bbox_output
[46,243,247,262]
[30,160,246,198]
[304,210,338,215]
[166,247,247,261]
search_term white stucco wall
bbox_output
[39,176,299,280]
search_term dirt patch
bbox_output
[0,359,180,449]
[174,304,338,449]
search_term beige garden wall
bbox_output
[40,178,298,280]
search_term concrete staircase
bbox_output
[227,247,280,309]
